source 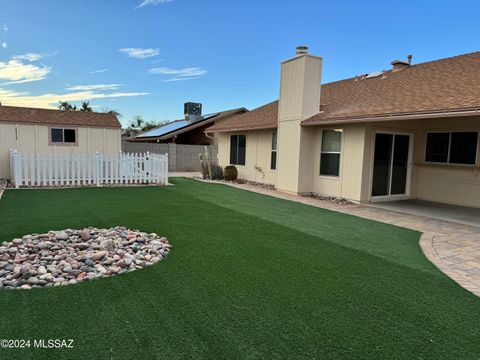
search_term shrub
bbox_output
[210,164,224,180]
[224,165,238,181]
[201,162,224,180]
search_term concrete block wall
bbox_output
[122,141,217,172]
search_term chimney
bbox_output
[296,45,309,56]
[276,46,323,194]
[391,55,412,71]
[184,102,202,121]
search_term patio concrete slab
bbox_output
[193,178,480,297]
[370,199,480,227]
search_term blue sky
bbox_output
[0,0,478,126]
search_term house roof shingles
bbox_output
[0,106,121,128]
[207,51,480,132]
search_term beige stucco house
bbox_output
[207,48,480,208]
[0,105,121,179]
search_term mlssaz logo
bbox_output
[34,339,74,349]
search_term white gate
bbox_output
[9,150,168,188]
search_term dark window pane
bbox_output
[237,135,246,165]
[271,151,277,170]
[372,133,393,196]
[425,133,449,163]
[391,135,410,195]
[320,153,340,176]
[450,132,478,165]
[51,128,63,143]
[64,129,76,143]
[230,135,238,164]
[271,132,277,150]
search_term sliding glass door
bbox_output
[371,133,411,198]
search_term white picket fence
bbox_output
[9,150,168,188]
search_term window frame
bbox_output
[229,134,246,166]
[270,131,277,170]
[49,127,78,146]
[424,130,479,166]
[319,129,343,178]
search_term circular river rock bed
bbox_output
[0,227,171,290]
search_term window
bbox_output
[320,130,342,176]
[425,131,478,165]
[271,132,277,170]
[230,134,246,165]
[50,128,77,144]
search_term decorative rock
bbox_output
[0,227,171,290]
[55,232,69,241]
[27,277,39,285]
[84,259,95,267]
[74,243,90,250]
[79,230,91,241]
[12,238,23,245]
[89,251,107,261]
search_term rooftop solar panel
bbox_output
[136,113,218,138]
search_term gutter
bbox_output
[302,107,480,126]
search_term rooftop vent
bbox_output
[391,55,413,71]
[296,46,309,56]
[184,102,202,121]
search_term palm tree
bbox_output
[79,101,92,112]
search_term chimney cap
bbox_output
[296,46,309,55]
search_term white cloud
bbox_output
[13,53,43,62]
[149,67,207,82]
[66,84,121,91]
[3,25,8,32]
[0,60,51,85]
[161,77,202,83]
[0,88,149,109]
[119,48,159,59]
[135,0,172,9]
[1,42,7,49]
[148,67,207,77]
[90,68,109,74]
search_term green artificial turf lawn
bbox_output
[0,178,479,359]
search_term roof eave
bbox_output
[302,107,480,126]
[206,124,278,133]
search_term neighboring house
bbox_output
[207,47,480,208]
[0,105,121,179]
[133,102,247,145]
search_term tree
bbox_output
[79,101,92,112]
[102,108,122,117]
[142,121,158,131]
[129,115,144,130]
[58,101,77,111]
